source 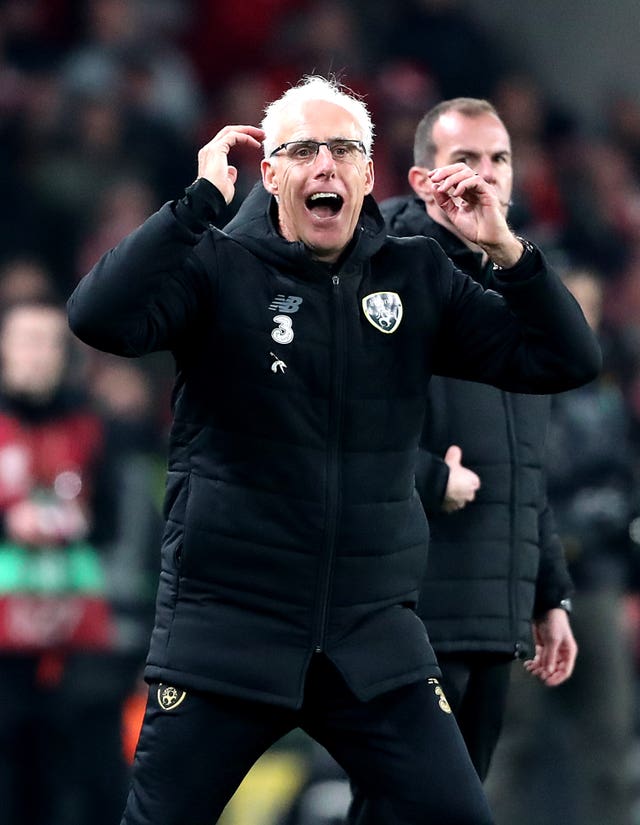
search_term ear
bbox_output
[363,158,374,195]
[261,159,278,195]
[408,166,434,204]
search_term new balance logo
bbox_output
[268,295,303,314]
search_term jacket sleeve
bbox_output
[429,240,602,394]
[67,179,227,357]
[415,377,450,513]
[533,492,574,618]
[415,450,449,515]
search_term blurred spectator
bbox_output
[493,72,633,278]
[61,0,201,131]
[0,56,69,281]
[379,0,513,100]
[486,267,639,825]
[491,72,568,241]
[366,60,440,200]
[605,89,640,180]
[0,298,161,825]
[270,1,372,81]
[88,356,163,662]
[186,0,306,87]
[559,139,639,276]
[75,176,157,282]
[0,255,61,304]
[0,298,111,825]
[0,0,71,73]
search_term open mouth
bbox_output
[305,192,344,218]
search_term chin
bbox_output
[309,248,340,264]
[304,239,339,263]
[309,230,350,259]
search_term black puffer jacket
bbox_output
[382,195,574,658]
[68,181,599,707]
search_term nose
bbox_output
[477,157,496,184]
[314,143,337,174]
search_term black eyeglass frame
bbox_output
[268,139,367,161]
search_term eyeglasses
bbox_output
[269,139,366,163]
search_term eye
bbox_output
[289,142,315,159]
[332,141,362,159]
[331,142,350,158]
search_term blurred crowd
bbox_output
[2,0,640,823]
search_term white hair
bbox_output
[261,75,374,158]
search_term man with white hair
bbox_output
[68,75,600,824]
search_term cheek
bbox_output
[276,168,300,199]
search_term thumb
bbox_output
[444,445,462,468]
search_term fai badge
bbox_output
[362,292,403,334]
[157,684,187,711]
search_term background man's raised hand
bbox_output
[429,162,523,267]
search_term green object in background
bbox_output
[0,543,105,594]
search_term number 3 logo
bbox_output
[271,315,294,344]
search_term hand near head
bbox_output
[429,163,523,267]
[525,608,578,686]
[442,445,481,513]
[197,125,265,205]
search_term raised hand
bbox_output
[197,125,265,204]
[429,163,523,267]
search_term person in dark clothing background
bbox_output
[345,97,578,825]
[395,96,578,767]
[0,298,153,825]
[67,76,600,825]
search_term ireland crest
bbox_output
[362,292,403,334]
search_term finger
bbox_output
[523,646,545,677]
[525,662,554,685]
[428,163,469,182]
[553,641,578,683]
[543,666,571,687]
[537,639,559,678]
[444,445,462,466]
[213,124,266,143]
[201,125,265,155]
[430,167,481,194]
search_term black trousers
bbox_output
[436,652,513,782]
[347,652,512,825]
[121,654,495,825]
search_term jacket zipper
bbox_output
[313,273,346,652]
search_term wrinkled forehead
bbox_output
[274,100,364,144]
[436,111,511,152]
